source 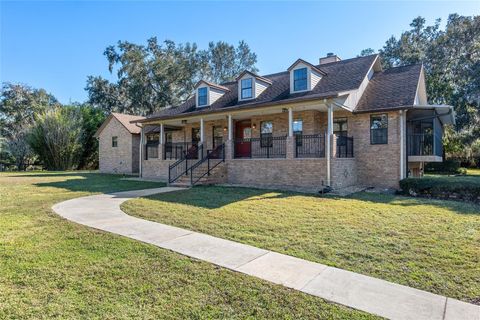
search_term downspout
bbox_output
[399,110,406,180]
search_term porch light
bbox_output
[223,126,227,132]
[252,123,256,129]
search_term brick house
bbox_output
[95,113,145,174]
[126,53,454,191]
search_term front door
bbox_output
[235,120,251,158]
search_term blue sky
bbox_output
[1,1,479,104]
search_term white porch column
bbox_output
[399,110,405,179]
[200,118,204,143]
[139,125,144,177]
[159,123,164,144]
[228,114,233,140]
[326,104,334,186]
[288,107,293,137]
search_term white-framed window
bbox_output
[293,68,308,91]
[241,78,253,99]
[197,87,208,106]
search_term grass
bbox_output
[0,171,376,319]
[123,184,480,305]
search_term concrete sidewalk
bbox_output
[52,187,479,320]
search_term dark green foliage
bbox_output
[78,104,106,169]
[424,159,462,174]
[399,175,480,203]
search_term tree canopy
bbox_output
[85,38,258,116]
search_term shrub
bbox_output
[424,159,461,174]
[399,175,480,203]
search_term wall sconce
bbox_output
[252,123,257,129]
[223,127,227,132]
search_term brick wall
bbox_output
[142,158,176,181]
[98,117,137,174]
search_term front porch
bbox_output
[140,102,358,190]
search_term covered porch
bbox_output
[142,101,355,162]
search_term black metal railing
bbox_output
[145,142,159,160]
[336,136,354,158]
[234,136,287,158]
[295,134,325,158]
[164,142,198,160]
[408,133,441,156]
[168,143,203,184]
[190,143,225,186]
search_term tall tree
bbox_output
[86,39,258,115]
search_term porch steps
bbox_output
[169,162,227,187]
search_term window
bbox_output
[260,121,273,147]
[241,78,253,99]
[198,87,208,106]
[146,133,159,143]
[293,68,308,91]
[112,136,118,147]
[370,114,388,144]
[213,126,223,148]
[192,128,200,144]
[333,118,348,137]
[293,119,303,146]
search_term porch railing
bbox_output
[164,142,202,160]
[336,136,354,158]
[234,136,287,158]
[408,133,442,157]
[190,143,225,186]
[295,134,325,158]
[168,143,203,184]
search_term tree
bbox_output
[86,38,258,115]
[358,48,376,57]
[0,83,59,137]
[28,107,84,170]
[77,104,106,169]
[4,128,34,171]
[205,41,258,84]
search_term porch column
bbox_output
[326,104,333,186]
[399,110,405,179]
[226,114,233,160]
[286,107,294,159]
[139,125,144,177]
[198,118,207,159]
[159,123,164,160]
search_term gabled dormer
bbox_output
[287,59,326,94]
[194,80,230,108]
[236,71,272,101]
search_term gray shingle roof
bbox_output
[138,55,420,122]
[355,64,422,113]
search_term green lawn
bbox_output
[0,171,376,319]
[123,184,480,305]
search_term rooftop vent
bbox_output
[319,53,341,65]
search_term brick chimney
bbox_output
[319,53,341,65]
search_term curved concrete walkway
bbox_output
[52,187,479,320]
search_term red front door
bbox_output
[235,120,251,158]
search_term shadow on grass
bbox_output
[141,184,480,215]
[27,172,164,194]
[142,185,298,209]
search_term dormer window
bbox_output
[197,87,208,107]
[241,78,253,99]
[293,68,308,92]
[288,59,326,94]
